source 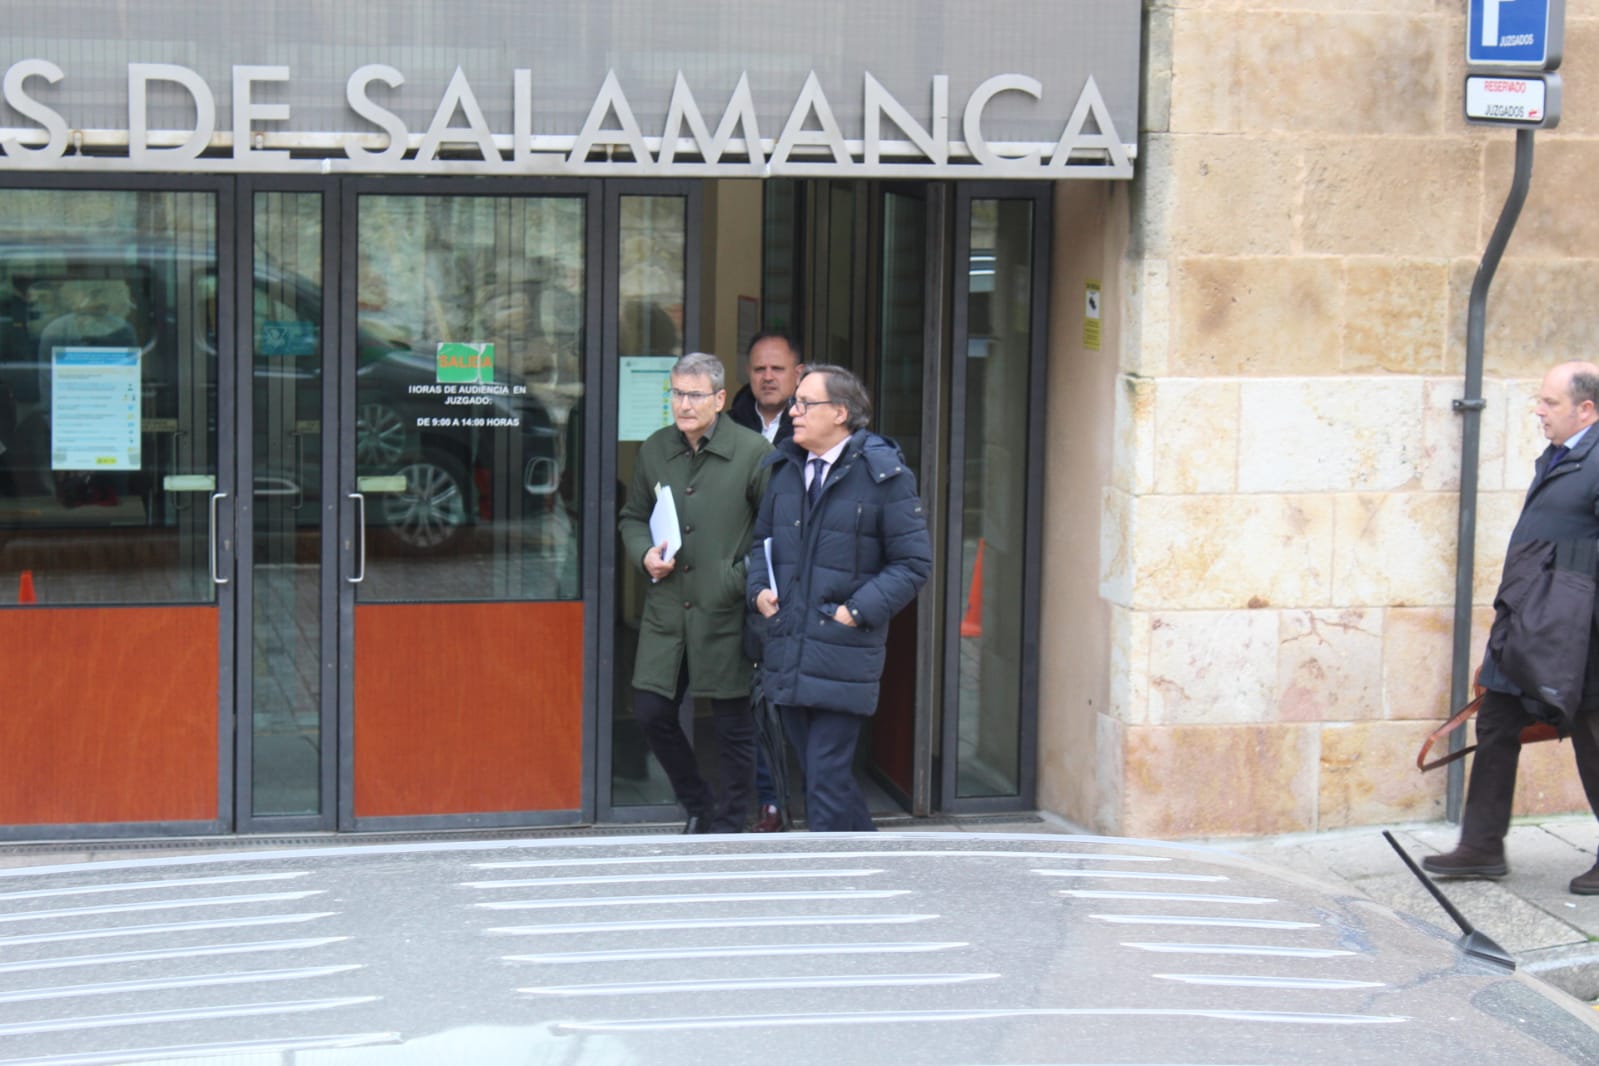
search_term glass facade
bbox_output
[352,194,586,604]
[250,190,325,816]
[0,188,219,607]
[0,174,1049,834]
[955,197,1035,799]
[610,194,689,810]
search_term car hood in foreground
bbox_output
[2,832,1597,1065]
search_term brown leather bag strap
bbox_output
[1417,692,1484,773]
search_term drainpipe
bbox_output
[1448,128,1535,822]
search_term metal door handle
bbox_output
[208,491,229,585]
[292,432,306,510]
[347,492,367,584]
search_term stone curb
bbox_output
[1521,944,1599,1002]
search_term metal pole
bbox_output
[1448,127,1535,822]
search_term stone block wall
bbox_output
[1047,0,1599,837]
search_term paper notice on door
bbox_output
[618,356,677,440]
[50,347,141,471]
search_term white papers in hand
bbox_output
[764,537,776,593]
[650,482,682,563]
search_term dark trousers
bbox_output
[755,747,779,808]
[1461,689,1599,851]
[781,705,875,832]
[633,671,755,833]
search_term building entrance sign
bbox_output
[0,61,1133,179]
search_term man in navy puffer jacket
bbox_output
[748,365,932,831]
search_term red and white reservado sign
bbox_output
[1464,73,1561,127]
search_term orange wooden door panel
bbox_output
[0,606,219,826]
[353,601,584,818]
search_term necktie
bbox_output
[807,457,826,508]
[1542,445,1570,485]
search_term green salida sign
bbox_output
[436,341,495,383]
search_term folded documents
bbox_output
[650,482,682,564]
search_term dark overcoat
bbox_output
[1479,427,1599,714]
[620,416,772,699]
[747,430,932,716]
[729,383,795,445]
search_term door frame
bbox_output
[912,180,953,817]
[938,180,1050,814]
[595,179,704,825]
[0,172,238,840]
[331,175,605,833]
[231,176,342,833]
[852,179,950,819]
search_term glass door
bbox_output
[600,181,699,822]
[870,184,941,815]
[944,183,1050,810]
[0,179,234,836]
[236,183,337,828]
[338,180,596,829]
[754,178,944,820]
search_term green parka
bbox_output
[619,416,772,699]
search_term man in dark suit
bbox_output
[749,365,931,831]
[1425,361,1599,894]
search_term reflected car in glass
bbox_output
[0,243,571,556]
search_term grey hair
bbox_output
[673,351,726,391]
[802,363,872,431]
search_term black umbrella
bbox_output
[750,668,794,830]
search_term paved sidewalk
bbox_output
[878,810,1599,1002]
[1206,816,1599,1002]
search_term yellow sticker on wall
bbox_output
[1083,280,1102,351]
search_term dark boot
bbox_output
[1569,861,1599,895]
[1422,844,1508,879]
[751,803,785,832]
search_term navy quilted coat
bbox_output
[747,430,932,716]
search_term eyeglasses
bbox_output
[789,398,836,415]
[669,388,719,405]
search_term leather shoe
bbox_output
[681,813,711,835]
[1570,861,1599,895]
[751,803,785,833]
[1421,844,1508,879]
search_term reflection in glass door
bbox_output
[948,188,1048,804]
[343,185,592,826]
[871,187,930,808]
[0,182,229,833]
[608,189,690,814]
[244,189,330,821]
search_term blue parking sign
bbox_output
[1468,0,1563,70]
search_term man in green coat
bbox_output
[619,351,772,832]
